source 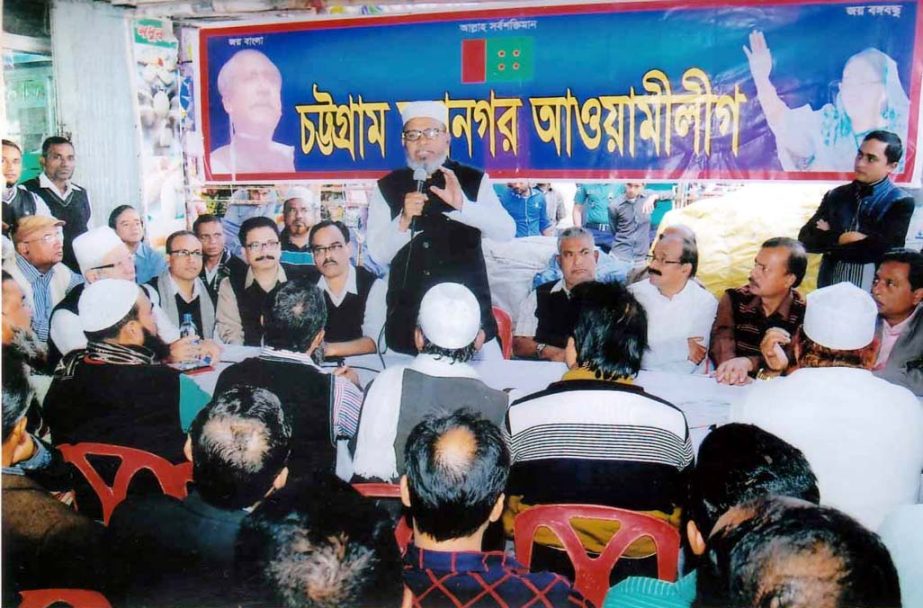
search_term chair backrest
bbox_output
[492,306,513,360]
[513,504,680,607]
[351,483,413,553]
[19,589,112,608]
[58,443,193,525]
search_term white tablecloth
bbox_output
[193,345,751,450]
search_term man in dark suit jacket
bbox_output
[107,385,292,607]
[2,351,106,603]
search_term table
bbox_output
[193,346,751,451]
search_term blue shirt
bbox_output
[498,186,551,237]
[15,254,83,342]
[2,435,53,476]
[603,570,697,608]
[575,183,625,225]
[134,240,168,285]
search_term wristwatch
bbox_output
[535,343,547,359]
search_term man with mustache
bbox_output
[209,49,294,175]
[871,248,923,395]
[278,187,321,281]
[309,219,385,357]
[513,227,598,362]
[44,279,190,466]
[629,231,717,372]
[216,216,287,345]
[710,237,807,385]
[193,213,246,302]
[366,100,515,357]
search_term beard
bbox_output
[406,152,448,176]
[142,327,172,362]
[10,327,48,367]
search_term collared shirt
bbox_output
[215,264,287,345]
[3,185,51,215]
[875,306,920,370]
[2,435,52,477]
[575,183,623,225]
[15,254,82,341]
[221,193,279,258]
[629,279,718,373]
[403,544,588,607]
[38,172,84,206]
[608,192,653,261]
[516,278,576,337]
[169,274,203,304]
[498,186,551,237]
[709,285,806,372]
[133,240,168,285]
[259,345,363,439]
[603,571,697,608]
[316,265,387,343]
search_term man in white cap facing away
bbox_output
[731,281,923,530]
[365,100,515,357]
[47,226,213,370]
[350,283,509,482]
[44,280,195,474]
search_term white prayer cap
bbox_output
[804,282,878,350]
[73,227,125,275]
[79,279,142,333]
[400,101,448,127]
[283,186,315,206]
[418,282,480,349]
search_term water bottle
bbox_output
[178,313,199,369]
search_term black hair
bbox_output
[762,237,808,288]
[308,220,350,247]
[879,248,923,290]
[2,349,32,441]
[261,279,327,353]
[569,281,647,380]
[108,205,140,230]
[685,423,819,540]
[83,302,141,343]
[678,236,699,278]
[165,230,199,254]
[404,409,510,541]
[694,497,901,608]
[41,136,72,158]
[188,385,292,510]
[2,139,21,154]
[863,130,904,164]
[235,475,404,608]
[238,216,279,248]
[419,336,477,363]
[2,270,12,282]
[192,213,222,235]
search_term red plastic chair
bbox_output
[513,504,680,607]
[352,483,413,552]
[58,443,193,525]
[19,589,112,608]
[492,306,513,360]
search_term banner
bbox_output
[198,1,922,183]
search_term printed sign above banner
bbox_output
[198,0,922,183]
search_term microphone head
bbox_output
[412,168,428,182]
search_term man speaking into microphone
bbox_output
[366,101,515,356]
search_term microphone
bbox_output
[413,168,427,194]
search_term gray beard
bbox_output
[406,152,448,176]
[11,327,48,365]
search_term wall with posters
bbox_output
[197,0,922,184]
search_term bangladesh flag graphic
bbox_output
[461,37,534,84]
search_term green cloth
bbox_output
[575,183,624,224]
[179,374,212,432]
[603,570,696,608]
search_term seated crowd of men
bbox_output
[1,127,922,607]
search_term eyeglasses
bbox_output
[23,230,64,245]
[645,254,683,265]
[402,128,446,142]
[244,240,280,253]
[311,242,345,256]
[169,249,203,259]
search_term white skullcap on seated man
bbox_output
[732,281,923,530]
[351,282,510,483]
[49,227,183,366]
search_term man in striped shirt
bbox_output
[505,281,693,575]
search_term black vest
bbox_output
[534,281,582,349]
[47,284,84,370]
[2,186,38,236]
[228,266,280,346]
[323,267,377,343]
[23,177,91,271]
[213,357,335,481]
[378,160,497,354]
